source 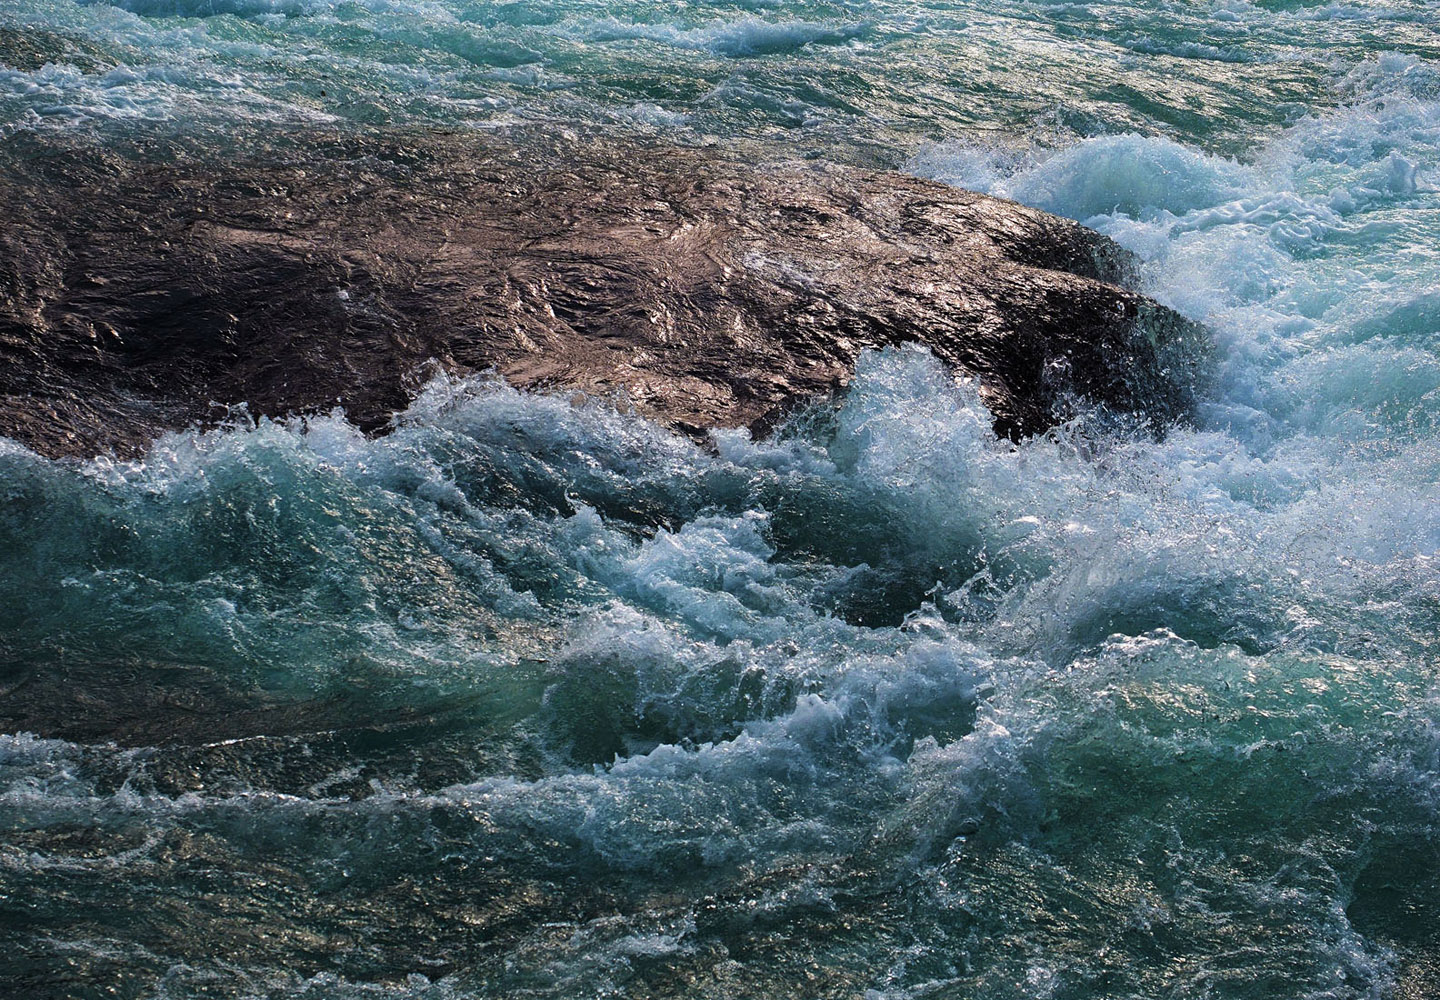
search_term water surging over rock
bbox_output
[0,130,1208,457]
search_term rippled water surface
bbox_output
[2,0,1439,997]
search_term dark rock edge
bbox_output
[0,129,1211,459]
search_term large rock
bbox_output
[0,131,1208,458]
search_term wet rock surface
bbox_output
[0,130,1208,458]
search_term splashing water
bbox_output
[1,0,1439,997]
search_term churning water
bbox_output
[1,1,1439,997]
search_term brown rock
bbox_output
[0,130,1208,458]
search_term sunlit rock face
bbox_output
[4,0,1440,991]
[0,130,1205,457]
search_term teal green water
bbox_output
[2,2,1440,998]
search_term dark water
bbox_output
[2,1,1440,997]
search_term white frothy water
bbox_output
[3,2,1440,996]
[2,330,1437,995]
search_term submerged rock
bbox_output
[0,131,1208,457]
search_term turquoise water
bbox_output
[2,1,1440,998]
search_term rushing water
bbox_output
[3,1,1440,998]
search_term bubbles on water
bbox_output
[911,50,1440,457]
[4,1,1440,995]
[915,133,1254,220]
